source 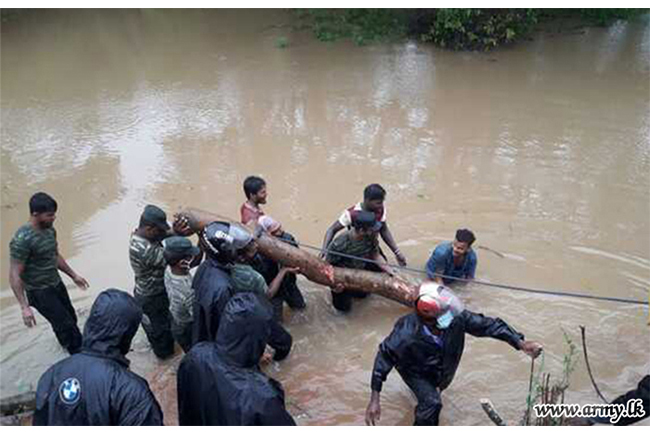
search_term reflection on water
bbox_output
[1,9,648,425]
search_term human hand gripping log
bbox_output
[174,207,419,306]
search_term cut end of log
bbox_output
[480,398,508,426]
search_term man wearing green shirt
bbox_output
[326,210,394,312]
[129,204,183,359]
[9,192,89,354]
[227,224,296,361]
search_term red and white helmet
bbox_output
[416,282,464,318]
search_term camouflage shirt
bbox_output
[9,224,62,291]
[326,231,378,270]
[230,263,268,296]
[164,266,194,324]
[129,232,166,297]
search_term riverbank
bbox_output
[292,8,649,49]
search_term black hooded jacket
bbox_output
[192,257,233,345]
[609,374,650,426]
[371,310,525,393]
[191,257,291,360]
[33,289,163,426]
[177,292,296,426]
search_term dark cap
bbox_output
[141,205,170,231]
[351,210,378,230]
[163,236,200,257]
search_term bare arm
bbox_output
[189,249,204,268]
[379,223,406,266]
[9,258,35,327]
[370,251,394,276]
[266,267,299,299]
[57,254,89,290]
[365,390,381,426]
[320,221,344,258]
[425,249,444,284]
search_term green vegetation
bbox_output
[523,328,579,426]
[275,36,289,49]
[296,8,649,50]
[1,9,24,23]
[294,9,409,45]
[422,9,538,50]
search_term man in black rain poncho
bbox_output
[192,221,292,360]
[33,289,163,426]
[191,221,235,345]
[365,282,543,426]
[177,292,296,426]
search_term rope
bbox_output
[289,240,647,306]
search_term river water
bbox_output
[1,9,648,425]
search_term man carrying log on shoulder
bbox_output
[321,183,407,267]
[173,207,418,308]
[326,210,395,313]
[365,282,543,426]
[254,215,307,322]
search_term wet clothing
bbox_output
[326,231,380,312]
[240,201,264,225]
[425,241,477,285]
[11,224,81,354]
[252,242,306,322]
[191,258,233,345]
[129,232,174,358]
[129,233,166,297]
[164,267,194,352]
[230,263,293,361]
[326,231,378,270]
[331,288,370,312]
[609,374,650,426]
[177,292,296,426]
[590,375,650,426]
[133,291,174,359]
[231,263,269,296]
[269,232,306,318]
[338,202,386,232]
[34,289,163,426]
[10,224,62,291]
[190,257,291,360]
[371,310,524,425]
[26,281,82,354]
[164,267,194,325]
[171,320,193,353]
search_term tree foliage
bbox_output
[297,8,649,50]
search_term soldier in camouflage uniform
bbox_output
[129,205,183,359]
[326,210,394,312]
[9,192,89,354]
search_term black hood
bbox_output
[82,288,143,366]
[215,292,271,368]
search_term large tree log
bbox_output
[175,207,418,306]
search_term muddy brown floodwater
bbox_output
[1,9,649,426]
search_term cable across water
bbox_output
[287,240,647,307]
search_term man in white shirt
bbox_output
[321,183,407,267]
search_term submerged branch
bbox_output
[580,325,609,404]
